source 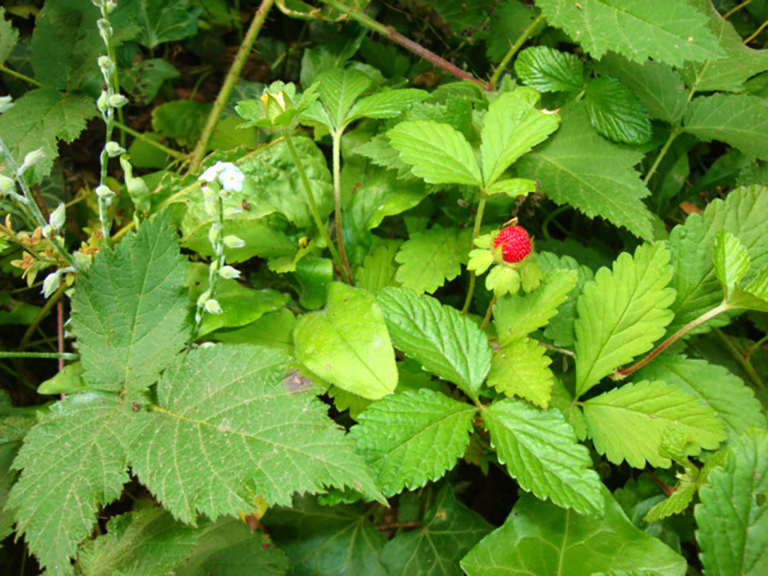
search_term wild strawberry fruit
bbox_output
[493,225,532,263]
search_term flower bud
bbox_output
[95,184,115,206]
[105,141,126,157]
[42,272,61,298]
[97,91,109,113]
[18,148,45,176]
[42,225,54,239]
[223,235,245,249]
[219,265,241,280]
[108,94,129,108]
[196,289,211,308]
[49,203,66,230]
[97,18,113,43]
[204,299,223,315]
[0,174,15,195]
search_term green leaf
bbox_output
[486,178,537,198]
[596,53,689,126]
[516,103,653,240]
[714,230,750,299]
[379,485,492,576]
[585,76,652,145]
[636,355,766,440]
[583,380,727,468]
[349,389,475,495]
[8,393,137,575]
[493,268,578,345]
[667,185,768,336]
[479,87,561,186]
[37,362,86,395]
[128,345,384,525]
[294,283,398,400]
[395,225,470,295]
[461,489,687,576]
[356,241,401,293]
[644,475,697,524]
[346,88,428,124]
[536,0,722,66]
[315,68,373,130]
[388,120,483,186]
[174,518,289,576]
[72,211,188,394]
[76,508,198,576]
[266,496,388,576]
[0,8,19,63]
[135,0,202,49]
[376,287,492,399]
[549,377,588,441]
[0,88,97,182]
[684,94,768,161]
[514,46,584,93]
[487,338,554,408]
[486,1,541,61]
[0,402,35,542]
[695,428,768,576]
[574,243,675,397]
[481,398,604,516]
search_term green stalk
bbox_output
[643,130,679,185]
[0,351,79,361]
[188,0,276,173]
[461,192,488,315]
[331,130,354,285]
[489,14,545,89]
[714,328,765,389]
[480,295,497,331]
[18,283,67,350]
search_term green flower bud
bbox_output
[223,235,245,249]
[49,203,66,230]
[105,141,126,157]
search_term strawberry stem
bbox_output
[481,295,498,331]
[461,193,488,315]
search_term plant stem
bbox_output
[461,193,488,315]
[643,130,679,185]
[317,0,490,90]
[744,20,768,45]
[113,121,187,160]
[188,0,275,173]
[713,328,765,389]
[480,295,497,331]
[489,14,545,89]
[284,132,345,277]
[0,64,46,88]
[615,301,731,378]
[18,283,67,350]
[0,351,78,361]
[331,130,354,284]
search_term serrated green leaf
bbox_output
[315,68,373,130]
[667,185,768,336]
[644,476,697,524]
[0,405,35,542]
[714,229,750,299]
[596,53,688,126]
[135,0,202,49]
[356,241,402,292]
[583,381,727,469]
[514,46,584,93]
[486,1,541,61]
[516,103,653,240]
[128,345,385,524]
[493,268,578,345]
[0,8,19,63]
[536,0,722,66]
[574,243,675,397]
[486,177,537,197]
[395,225,470,295]
[461,488,687,576]
[356,134,416,180]
[376,287,492,399]
[72,211,188,394]
[388,120,483,186]
[174,517,289,576]
[266,496,388,576]
[550,377,588,440]
[585,76,652,145]
[8,393,137,576]
[379,485,492,576]
[480,87,561,186]
[0,88,97,182]
[636,355,766,440]
[294,283,397,400]
[488,338,554,408]
[346,88,428,124]
[350,389,475,495]
[77,508,198,576]
[695,428,768,576]
[481,398,604,516]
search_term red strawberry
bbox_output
[494,225,532,263]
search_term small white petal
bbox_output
[204,299,223,315]
[218,265,241,280]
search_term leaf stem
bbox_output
[713,327,765,389]
[317,0,490,90]
[0,351,79,361]
[643,130,679,185]
[331,130,354,284]
[113,121,187,160]
[284,132,345,277]
[489,14,545,89]
[461,193,488,315]
[480,295,497,331]
[615,301,731,378]
[188,0,276,173]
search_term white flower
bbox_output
[198,163,223,183]
[42,272,61,298]
[49,203,66,230]
[223,235,245,248]
[219,265,241,280]
[218,165,245,192]
[204,299,223,315]
[18,148,45,175]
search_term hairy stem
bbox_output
[331,130,354,285]
[461,193,488,315]
[188,0,275,173]
[480,295,498,331]
[714,328,765,389]
[489,14,545,88]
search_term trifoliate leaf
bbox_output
[714,230,750,299]
[388,120,483,186]
[479,87,561,187]
[346,88,428,124]
[294,283,397,400]
[379,485,492,575]
[134,0,202,49]
[667,185,768,336]
[395,225,470,295]
[574,243,675,397]
[481,398,604,516]
[0,8,19,64]
[76,508,198,576]
[695,428,768,576]
[462,489,687,576]
[535,0,722,66]
[72,210,188,394]
[684,94,768,161]
[516,103,653,241]
[487,338,554,408]
[350,389,476,495]
[583,380,727,469]
[514,46,584,93]
[376,287,492,399]
[493,268,578,345]
[128,345,385,525]
[636,355,765,440]
[8,393,137,576]
[315,68,373,130]
[585,76,652,145]
[266,496,388,576]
